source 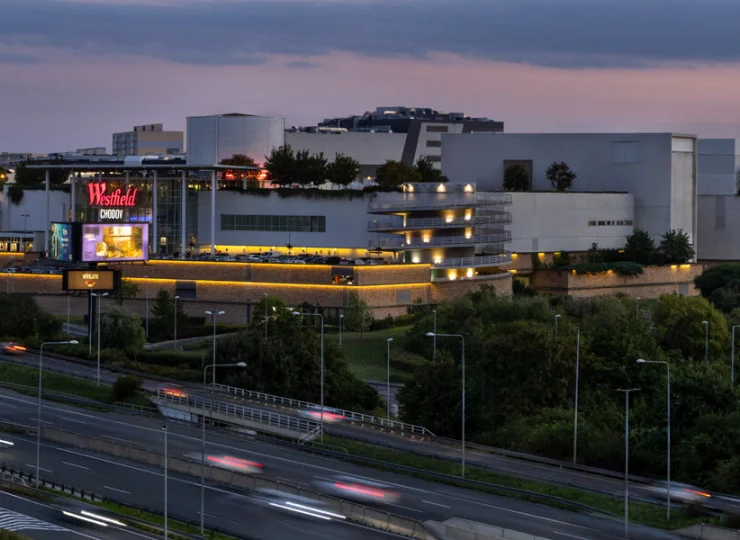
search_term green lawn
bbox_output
[331,326,428,382]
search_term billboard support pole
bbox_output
[44,170,50,256]
[152,171,158,258]
[70,175,76,221]
[181,170,187,259]
[210,170,216,257]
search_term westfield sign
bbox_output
[87,182,139,208]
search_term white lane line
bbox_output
[3,404,17,409]
[552,532,591,540]
[63,461,89,470]
[422,500,452,508]
[390,503,423,513]
[25,465,52,473]
[28,418,52,425]
[62,418,88,425]
[277,477,307,486]
[196,512,238,525]
[104,485,132,495]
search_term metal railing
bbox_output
[375,232,511,248]
[368,193,511,212]
[154,388,320,435]
[433,254,511,267]
[368,214,512,231]
[206,383,435,437]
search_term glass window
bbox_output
[219,214,326,233]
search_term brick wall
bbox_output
[431,274,513,303]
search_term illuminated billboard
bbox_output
[49,223,76,262]
[81,224,149,262]
[63,269,120,292]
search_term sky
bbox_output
[3,0,740,151]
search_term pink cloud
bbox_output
[3,50,740,151]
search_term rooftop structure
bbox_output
[112,123,184,156]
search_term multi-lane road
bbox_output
[0,388,684,540]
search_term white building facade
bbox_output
[442,133,698,249]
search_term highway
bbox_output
[0,388,684,540]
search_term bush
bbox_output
[112,375,142,402]
[513,279,536,297]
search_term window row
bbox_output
[587,220,634,227]
[221,214,326,232]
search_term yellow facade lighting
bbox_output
[437,184,446,193]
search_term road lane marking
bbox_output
[2,404,17,409]
[552,532,591,540]
[29,418,52,425]
[390,503,422,513]
[63,461,89,470]
[422,500,452,508]
[62,418,88,425]
[196,512,238,524]
[104,486,132,495]
[25,465,52,473]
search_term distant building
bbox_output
[112,124,183,156]
[76,147,107,156]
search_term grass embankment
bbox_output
[324,435,713,531]
[0,531,32,539]
[332,326,427,383]
[0,363,153,409]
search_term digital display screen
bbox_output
[63,269,117,291]
[50,223,74,262]
[81,223,149,262]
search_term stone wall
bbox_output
[431,274,512,303]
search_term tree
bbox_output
[13,159,68,185]
[219,154,259,181]
[294,150,328,187]
[695,263,740,300]
[0,294,60,340]
[374,160,421,190]
[264,145,296,187]
[623,228,656,265]
[326,154,361,186]
[503,165,530,191]
[414,156,447,183]
[657,229,695,264]
[111,279,140,306]
[545,161,576,192]
[98,305,146,352]
[112,375,142,402]
[150,289,187,341]
[344,291,372,333]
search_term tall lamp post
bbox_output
[702,320,709,363]
[426,332,465,476]
[144,275,150,339]
[339,314,344,348]
[173,295,181,351]
[163,425,168,540]
[264,293,269,340]
[37,339,78,487]
[637,358,671,520]
[93,291,109,386]
[555,314,561,338]
[432,310,437,359]
[200,361,245,534]
[292,311,324,440]
[204,310,226,384]
[635,297,641,320]
[386,338,393,419]
[573,326,580,464]
[732,325,740,387]
[617,388,641,540]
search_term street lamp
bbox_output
[637,358,671,520]
[293,311,324,440]
[163,425,168,540]
[37,340,78,487]
[200,361,245,534]
[339,314,344,348]
[427,331,466,476]
[702,320,709,363]
[555,314,561,338]
[573,326,580,464]
[732,325,740,387]
[386,338,393,419]
[636,297,641,320]
[173,295,181,351]
[204,310,226,384]
[264,293,269,340]
[617,388,640,540]
[144,275,150,339]
[432,310,437,359]
[92,292,109,386]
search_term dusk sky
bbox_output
[3,0,740,152]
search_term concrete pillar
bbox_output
[152,171,158,257]
[181,170,187,258]
[44,170,50,255]
[69,172,75,222]
[210,170,216,257]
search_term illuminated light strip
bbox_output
[148,260,428,270]
[62,511,109,527]
[0,440,14,446]
[81,510,127,526]
[268,502,332,520]
[130,277,430,289]
[284,501,346,520]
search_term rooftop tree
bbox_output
[546,161,576,192]
[503,164,530,191]
[326,153,361,186]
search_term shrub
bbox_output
[112,375,142,402]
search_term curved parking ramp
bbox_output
[425,519,551,540]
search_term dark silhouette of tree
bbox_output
[414,156,447,183]
[374,160,421,189]
[264,145,296,187]
[658,228,695,264]
[546,161,576,192]
[326,154,361,186]
[503,165,530,191]
[623,228,656,265]
[294,150,328,187]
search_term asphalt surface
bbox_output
[0,489,152,540]
[0,389,685,540]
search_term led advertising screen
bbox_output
[81,223,149,262]
[49,223,75,262]
[63,269,120,292]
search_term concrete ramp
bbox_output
[425,518,551,540]
[674,524,740,540]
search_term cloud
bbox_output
[2,0,740,69]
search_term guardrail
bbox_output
[370,232,511,249]
[207,382,435,437]
[433,254,511,267]
[368,193,512,212]
[368,214,512,231]
[155,388,320,436]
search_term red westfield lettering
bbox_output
[87,183,139,208]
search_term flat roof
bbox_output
[27,164,258,171]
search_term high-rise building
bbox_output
[112,124,184,156]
